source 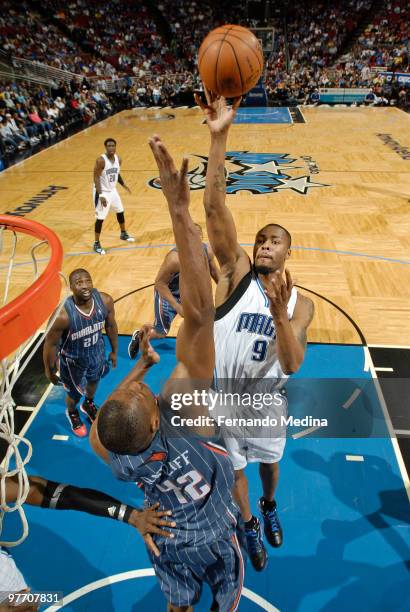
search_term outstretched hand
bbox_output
[265,269,294,320]
[139,324,160,366]
[194,87,241,135]
[149,135,189,209]
[128,503,176,557]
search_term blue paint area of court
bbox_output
[234,107,292,124]
[4,339,409,611]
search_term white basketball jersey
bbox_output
[99,153,120,192]
[214,270,298,387]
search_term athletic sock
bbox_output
[245,515,258,530]
[260,497,276,512]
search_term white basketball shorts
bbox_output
[93,188,124,220]
[0,548,28,601]
[210,389,288,470]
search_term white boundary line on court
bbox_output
[363,346,410,500]
[17,383,54,441]
[342,388,362,409]
[0,382,53,474]
[43,568,280,612]
[288,106,294,125]
[297,105,307,123]
[368,344,410,349]
[5,331,43,381]
[363,347,371,371]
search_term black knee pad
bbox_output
[95,219,104,233]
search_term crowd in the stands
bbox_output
[1,0,409,164]
[265,0,409,105]
[0,77,117,158]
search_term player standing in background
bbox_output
[91,136,245,612]
[196,90,314,571]
[93,138,135,255]
[128,223,220,359]
[43,269,118,437]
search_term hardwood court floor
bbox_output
[0,106,409,345]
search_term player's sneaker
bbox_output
[80,398,99,423]
[128,329,140,359]
[259,498,283,548]
[245,517,267,571]
[66,409,87,437]
[120,231,135,242]
[93,241,106,255]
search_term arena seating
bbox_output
[1,0,409,168]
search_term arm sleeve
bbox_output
[41,480,134,523]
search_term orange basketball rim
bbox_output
[0,215,63,361]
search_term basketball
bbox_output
[198,24,264,98]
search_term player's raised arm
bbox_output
[195,90,248,276]
[43,309,69,384]
[148,135,214,384]
[207,246,221,284]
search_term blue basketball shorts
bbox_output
[153,289,180,336]
[59,354,109,402]
[151,532,245,610]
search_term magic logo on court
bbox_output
[148,152,329,195]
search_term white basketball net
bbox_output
[0,223,66,546]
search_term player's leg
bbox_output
[128,290,178,359]
[151,553,201,611]
[111,190,135,242]
[251,399,287,548]
[260,461,279,499]
[206,535,245,612]
[233,469,267,572]
[232,469,251,521]
[94,219,105,254]
[116,212,135,242]
[59,357,87,437]
[223,436,267,571]
[80,359,110,421]
[93,189,109,255]
[259,460,283,548]
[80,380,99,422]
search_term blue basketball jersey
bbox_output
[168,243,210,299]
[109,399,239,548]
[60,289,107,367]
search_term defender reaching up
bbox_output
[91,136,245,612]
